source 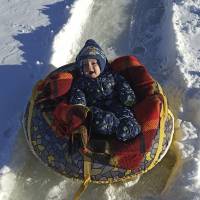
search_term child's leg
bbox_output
[116,116,141,141]
[91,106,119,136]
[109,105,141,141]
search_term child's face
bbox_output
[82,59,101,78]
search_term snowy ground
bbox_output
[0,0,200,199]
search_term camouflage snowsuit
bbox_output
[69,68,141,141]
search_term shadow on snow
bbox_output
[0,0,71,168]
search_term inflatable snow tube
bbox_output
[23,56,174,184]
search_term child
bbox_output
[69,39,141,142]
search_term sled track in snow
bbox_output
[5,0,185,200]
[50,0,184,199]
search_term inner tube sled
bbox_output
[23,56,174,186]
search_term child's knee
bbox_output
[93,110,119,135]
[116,118,141,141]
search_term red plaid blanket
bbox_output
[110,56,161,169]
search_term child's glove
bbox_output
[120,93,136,107]
[115,74,136,107]
[118,85,136,107]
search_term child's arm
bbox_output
[114,74,136,107]
[69,79,87,106]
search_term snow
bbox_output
[50,0,95,67]
[0,166,16,200]
[0,0,200,199]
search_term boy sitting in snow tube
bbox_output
[36,39,165,170]
[69,39,141,143]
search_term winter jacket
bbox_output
[69,67,136,109]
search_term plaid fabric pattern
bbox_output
[110,56,162,169]
[36,72,73,103]
[52,103,88,138]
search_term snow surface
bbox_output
[0,0,200,199]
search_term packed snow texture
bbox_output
[0,0,200,199]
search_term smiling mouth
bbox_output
[89,71,94,75]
